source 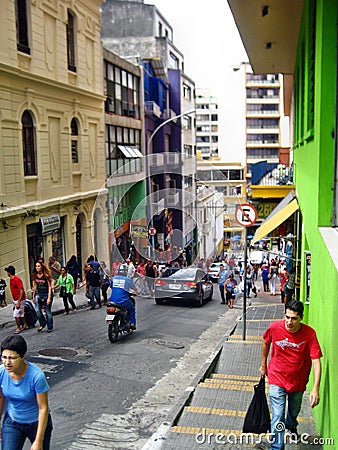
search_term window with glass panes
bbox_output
[70,118,79,163]
[16,0,30,54]
[105,125,141,176]
[104,61,140,119]
[22,110,36,176]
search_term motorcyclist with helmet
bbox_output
[109,264,137,330]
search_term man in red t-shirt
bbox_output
[260,300,322,449]
[5,266,28,333]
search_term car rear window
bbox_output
[170,269,197,281]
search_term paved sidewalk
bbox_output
[159,291,323,450]
[0,284,90,332]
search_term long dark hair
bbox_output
[32,261,51,281]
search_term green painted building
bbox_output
[228,0,338,445]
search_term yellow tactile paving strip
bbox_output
[186,406,246,417]
[199,380,258,391]
[226,331,270,344]
[183,406,311,424]
[210,374,258,381]
[230,335,263,340]
[198,374,268,392]
[171,426,249,436]
[171,426,274,437]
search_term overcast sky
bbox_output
[146,0,249,161]
[147,0,248,89]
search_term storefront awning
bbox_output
[251,191,299,245]
[118,145,143,158]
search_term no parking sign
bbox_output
[235,203,257,227]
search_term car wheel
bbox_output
[195,289,204,307]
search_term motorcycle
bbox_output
[105,296,135,343]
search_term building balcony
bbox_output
[247,141,279,147]
[152,197,165,215]
[202,221,211,234]
[149,153,164,169]
[161,109,177,122]
[246,80,280,86]
[165,152,180,166]
[145,101,161,118]
[167,191,179,207]
[247,112,280,117]
[247,127,280,133]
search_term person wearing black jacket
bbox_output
[145,260,157,297]
[66,255,81,294]
[86,264,102,310]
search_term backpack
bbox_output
[23,300,38,328]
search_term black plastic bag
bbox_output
[243,377,270,434]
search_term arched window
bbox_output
[71,118,79,163]
[67,10,76,72]
[22,110,36,176]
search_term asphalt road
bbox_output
[0,285,240,450]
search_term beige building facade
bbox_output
[0,0,106,292]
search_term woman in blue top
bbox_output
[0,335,53,449]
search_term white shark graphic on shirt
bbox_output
[276,338,305,350]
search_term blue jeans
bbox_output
[34,294,53,331]
[2,412,53,450]
[88,285,101,307]
[116,299,136,325]
[269,384,303,450]
[219,284,226,303]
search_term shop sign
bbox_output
[130,225,148,238]
[40,214,61,235]
[257,202,278,219]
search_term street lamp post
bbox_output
[146,108,196,260]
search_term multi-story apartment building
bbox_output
[245,66,285,178]
[224,64,295,247]
[100,0,197,262]
[0,0,106,290]
[103,48,146,264]
[195,89,219,160]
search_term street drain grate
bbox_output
[155,339,185,349]
[38,348,78,358]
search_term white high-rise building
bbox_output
[195,89,219,160]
